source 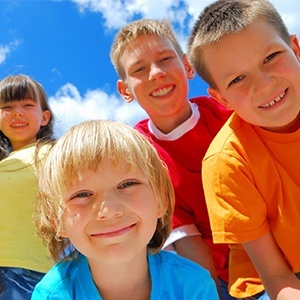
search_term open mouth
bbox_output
[11,123,27,128]
[259,89,286,108]
[150,85,175,97]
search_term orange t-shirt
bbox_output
[202,113,300,298]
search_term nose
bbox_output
[96,195,124,220]
[254,71,276,95]
[148,63,167,81]
[12,107,24,117]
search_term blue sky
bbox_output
[0,0,299,137]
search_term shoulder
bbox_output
[32,255,91,299]
[1,143,36,165]
[134,118,150,132]
[204,113,259,159]
[149,251,218,299]
[190,96,231,115]
[36,141,55,159]
[150,250,211,277]
[32,259,74,299]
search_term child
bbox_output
[0,74,55,299]
[31,119,218,299]
[187,0,300,299]
[110,19,233,299]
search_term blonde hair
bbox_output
[187,0,290,88]
[110,19,184,80]
[35,120,175,262]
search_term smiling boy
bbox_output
[31,120,218,300]
[110,19,233,299]
[187,0,300,299]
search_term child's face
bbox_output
[117,34,194,121]
[205,18,300,133]
[0,99,50,150]
[60,160,163,265]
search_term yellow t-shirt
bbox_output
[0,143,53,273]
[203,113,300,298]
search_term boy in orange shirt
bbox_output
[188,0,300,299]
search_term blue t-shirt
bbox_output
[31,250,218,299]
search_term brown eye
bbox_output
[264,52,279,63]
[228,75,244,87]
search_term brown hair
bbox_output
[187,0,290,88]
[0,74,55,159]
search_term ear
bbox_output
[51,219,69,238]
[208,87,233,110]
[117,80,134,103]
[156,198,168,219]
[58,230,68,238]
[157,206,166,219]
[290,34,300,63]
[41,110,51,126]
[182,54,195,80]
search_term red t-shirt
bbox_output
[135,96,232,282]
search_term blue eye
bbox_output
[119,181,138,189]
[71,191,92,199]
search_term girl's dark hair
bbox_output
[0,74,55,160]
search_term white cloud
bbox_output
[70,0,300,36]
[70,0,300,54]
[57,0,299,136]
[49,83,147,137]
[0,40,19,65]
[0,45,10,65]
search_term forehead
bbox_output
[203,19,287,84]
[120,35,177,65]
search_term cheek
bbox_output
[62,208,85,230]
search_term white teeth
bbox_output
[151,86,174,97]
[260,91,285,108]
[12,123,26,127]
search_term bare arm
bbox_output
[174,235,222,299]
[243,231,300,300]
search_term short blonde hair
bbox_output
[110,19,184,80]
[35,120,175,262]
[187,0,290,88]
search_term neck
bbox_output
[89,253,151,300]
[149,101,192,134]
[262,112,300,133]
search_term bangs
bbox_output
[0,79,38,104]
[43,121,154,198]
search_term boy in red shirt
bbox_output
[110,19,233,299]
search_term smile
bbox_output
[91,224,136,238]
[259,90,286,108]
[11,123,27,128]
[150,85,174,97]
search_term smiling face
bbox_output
[205,18,300,133]
[117,34,194,130]
[60,160,163,266]
[0,99,50,150]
